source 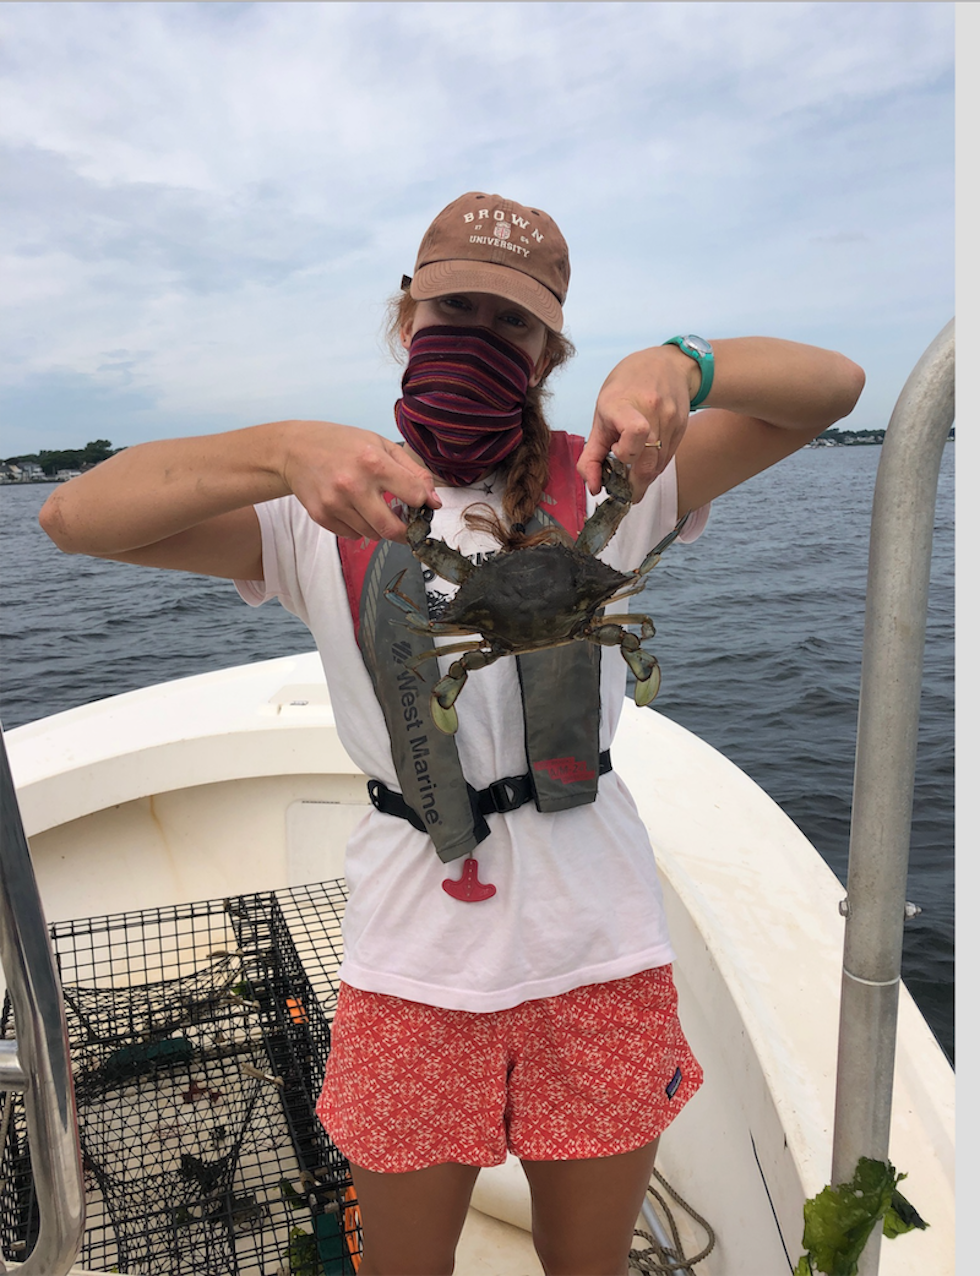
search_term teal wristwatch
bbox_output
[663,335,714,409]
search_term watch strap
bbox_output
[663,335,715,409]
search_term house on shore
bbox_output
[0,461,46,483]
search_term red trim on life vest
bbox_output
[337,433,587,641]
[339,532,378,643]
[542,431,587,535]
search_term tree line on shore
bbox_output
[817,426,954,445]
[816,428,887,445]
[2,439,124,475]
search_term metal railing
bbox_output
[0,727,85,1275]
[831,319,955,1274]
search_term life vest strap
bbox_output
[367,751,613,835]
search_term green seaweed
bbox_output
[280,1176,310,1211]
[794,1158,928,1275]
[286,1225,320,1276]
[101,1036,193,1082]
[279,1209,353,1274]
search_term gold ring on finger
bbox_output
[643,440,663,449]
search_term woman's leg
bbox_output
[350,1159,482,1276]
[521,1138,660,1276]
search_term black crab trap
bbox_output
[0,881,362,1275]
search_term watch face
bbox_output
[684,335,711,357]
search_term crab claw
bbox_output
[432,700,459,735]
[405,504,435,553]
[622,647,661,706]
[574,457,634,558]
[431,664,467,735]
[634,664,662,707]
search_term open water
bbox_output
[0,444,955,1063]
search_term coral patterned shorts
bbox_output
[315,966,703,1173]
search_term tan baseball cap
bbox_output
[407,192,570,332]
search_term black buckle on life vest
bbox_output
[367,778,426,833]
[367,751,612,835]
[478,774,533,815]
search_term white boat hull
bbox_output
[4,653,954,1275]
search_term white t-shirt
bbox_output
[237,455,708,1012]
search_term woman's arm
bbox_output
[578,337,866,512]
[39,420,440,579]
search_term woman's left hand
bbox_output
[578,345,700,499]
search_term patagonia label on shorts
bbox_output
[666,1067,683,1099]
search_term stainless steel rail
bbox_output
[831,319,955,1275]
[0,727,86,1275]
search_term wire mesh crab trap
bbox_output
[0,881,362,1275]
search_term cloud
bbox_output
[4,142,368,298]
[0,366,158,458]
[0,1,954,450]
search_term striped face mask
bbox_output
[394,325,535,486]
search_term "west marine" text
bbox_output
[396,664,441,826]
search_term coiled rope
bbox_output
[628,1169,717,1274]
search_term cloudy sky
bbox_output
[0,1,957,460]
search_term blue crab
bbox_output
[386,457,687,734]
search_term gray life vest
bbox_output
[337,432,604,863]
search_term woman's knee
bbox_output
[523,1141,659,1276]
[532,1230,633,1276]
[350,1159,481,1276]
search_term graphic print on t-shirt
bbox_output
[421,552,498,622]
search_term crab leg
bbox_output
[601,580,648,609]
[585,622,661,706]
[384,572,480,637]
[405,506,476,587]
[574,457,633,557]
[404,639,494,686]
[431,648,504,736]
[635,512,693,578]
[411,639,493,662]
[590,614,656,641]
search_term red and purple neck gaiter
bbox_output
[394,325,535,486]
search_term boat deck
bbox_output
[2,652,955,1274]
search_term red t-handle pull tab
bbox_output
[442,857,496,903]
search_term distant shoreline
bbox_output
[810,431,955,448]
[0,433,955,486]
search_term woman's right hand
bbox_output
[282,421,440,543]
[40,419,440,580]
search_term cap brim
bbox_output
[411,260,564,332]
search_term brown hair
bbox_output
[385,291,576,549]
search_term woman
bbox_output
[40,191,864,1276]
